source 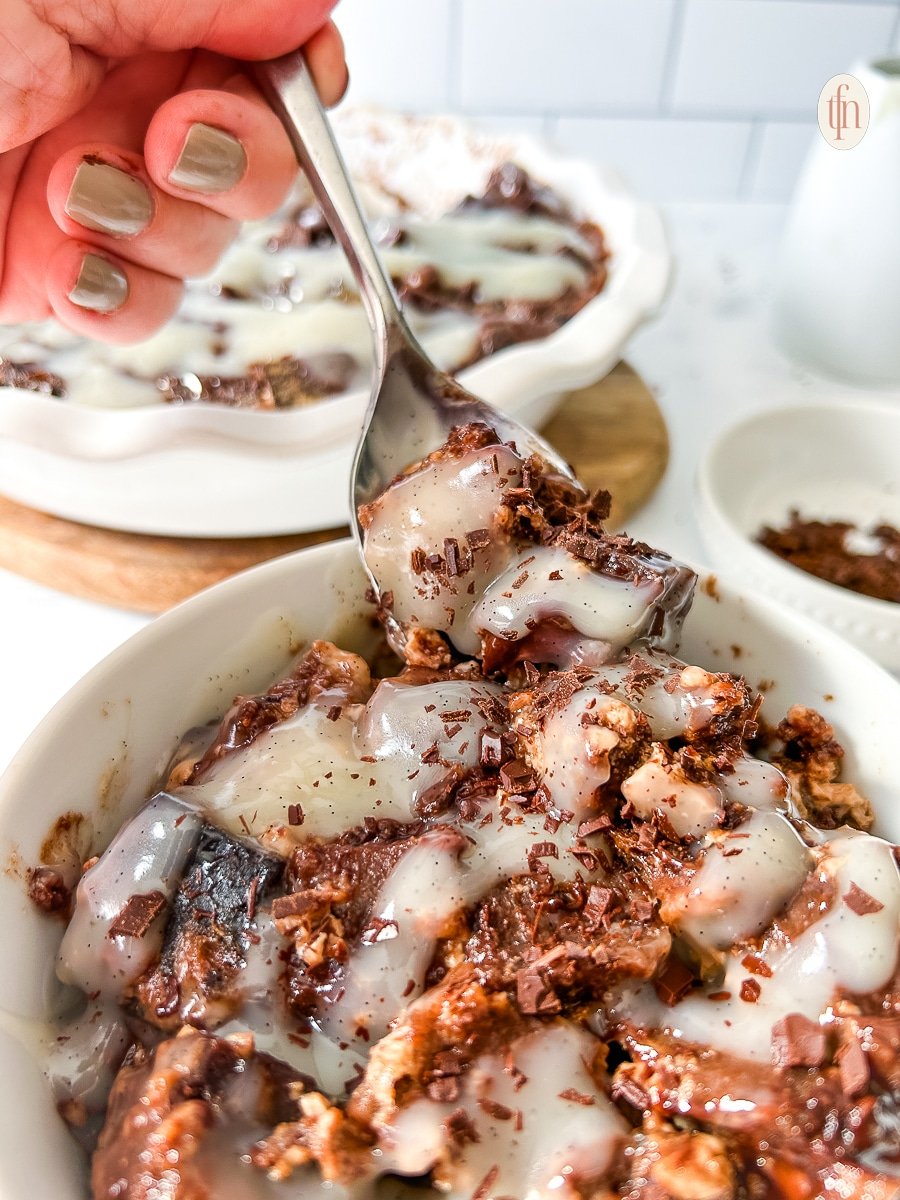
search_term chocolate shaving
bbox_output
[361,917,399,944]
[741,953,773,978]
[478,1097,513,1120]
[472,1165,500,1200]
[108,891,167,939]
[771,1013,826,1068]
[577,815,611,837]
[843,881,884,915]
[837,1036,870,1097]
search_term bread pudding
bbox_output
[30,425,900,1199]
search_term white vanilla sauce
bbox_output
[613,829,900,1063]
[186,678,505,843]
[383,1023,626,1198]
[622,750,723,840]
[471,546,667,662]
[326,807,586,1049]
[57,793,202,998]
[363,444,525,656]
[674,811,813,953]
[1,199,595,410]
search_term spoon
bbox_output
[254,52,577,587]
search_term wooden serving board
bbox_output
[0,362,667,614]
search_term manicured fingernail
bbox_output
[169,123,247,193]
[65,159,153,238]
[68,254,129,313]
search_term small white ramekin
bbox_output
[697,402,900,672]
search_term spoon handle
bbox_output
[254,51,408,367]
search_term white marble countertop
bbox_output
[1,201,898,775]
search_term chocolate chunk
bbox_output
[444,538,464,577]
[414,765,466,818]
[741,953,773,978]
[445,1107,479,1147]
[653,957,694,1006]
[499,759,538,793]
[528,841,558,861]
[516,968,549,1015]
[287,803,304,827]
[837,1036,870,1097]
[0,359,66,398]
[740,978,761,1003]
[583,885,614,928]
[843,882,884,915]
[272,888,340,920]
[479,729,505,767]
[108,891,167,940]
[432,1049,464,1077]
[771,1014,827,1068]
[466,528,491,550]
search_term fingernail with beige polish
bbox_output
[68,254,129,313]
[65,160,153,238]
[169,123,247,193]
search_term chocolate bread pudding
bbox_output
[0,164,608,411]
[32,426,900,1199]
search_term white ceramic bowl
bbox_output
[0,111,670,537]
[1,540,900,1197]
[697,402,900,672]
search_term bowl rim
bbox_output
[696,399,900,621]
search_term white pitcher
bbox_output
[773,58,900,386]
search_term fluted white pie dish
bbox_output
[0,110,670,537]
[0,539,899,1197]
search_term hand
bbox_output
[0,0,347,343]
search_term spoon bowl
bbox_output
[255,52,577,589]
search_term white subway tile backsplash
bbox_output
[747,121,816,200]
[553,117,753,201]
[459,0,676,113]
[671,0,898,116]
[462,113,551,139]
[335,0,455,111]
[331,0,900,203]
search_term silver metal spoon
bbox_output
[254,52,576,585]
